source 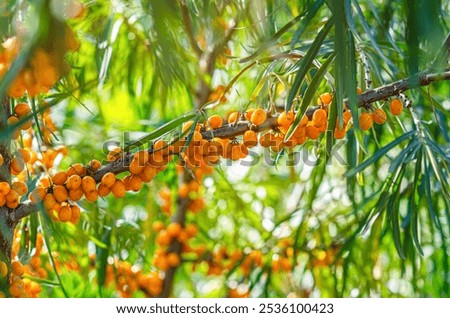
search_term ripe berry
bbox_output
[208,115,223,129]
[0,261,7,278]
[228,112,239,124]
[11,261,24,276]
[243,130,258,148]
[317,93,333,105]
[277,111,294,126]
[305,124,320,140]
[111,180,126,198]
[359,112,373,131]
[66,174,81,190]
[52,171,68,185]
[389,98,403,116]
[59,205,72,222]
[101,172,116,188]
[14,103,31,117]
[372,109,387,125]
[250,108,267,126]
[312,109,327,127]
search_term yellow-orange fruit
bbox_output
[312,109,327,127]
[208,115,223,129]
[29,187,46,203]
[305,124,320,140]
[185,224,198,238]
[67,163,86,177]
[270,134,284,152]
[111,180,126,198]
[389,98,403,116]
[359,112,373,131]
[0,261,7,278]
[277,111,294,126]
[53,185,68,202]
[245,108,255,121]
[81,176,96,193]
[10,157,24,173]
[52,171,68,185]
[14,103,31,117]
[259,132,272,148]
[0,182,11,195]
[17,148,31,163]
[11,181,27,196]
[139,165,157,182]
[97,183,111,197]
[317,92,333,105]
[178,183,189,198]
[334,125,347,139]
[166,253,180,267]
[66,174,81,190]
[372,109,387,125]
[156,231,171,246]
[58,205,72,222]
[89,159,102,171]
[166,223,182,239]
[68,188,84,201]
[84,190,98,202]
[43,193,56,210]
[70,204,81,224]
[107,147,122,162]
[129,158,144,174]
[129,175,143,192]
[343,110,352,123]
[134,150,150,165]
[152,221,165,232]
[228,111,239,124]
[101,172,116,188]
[250,108,267,126]
[182,120,194,133]
[192,131,203,143]
[243,130,258,148]
[0,154,3,166]
[11,261,24,276]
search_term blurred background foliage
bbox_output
[1,0,449,297]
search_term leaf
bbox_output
[285,18,334,111]
[290,0,326,48]
[344,130,416,177]
[123,112,196,151]
[96,227,111,296]
[410,149,424,255]
[284,52,335,142]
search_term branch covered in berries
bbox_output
[9,68,450,223]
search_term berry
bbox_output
[359,112,373,131]
[317,93,333,105]
[372,109,387,125]
[208,115,223,129]
[111,180,126,198]
[11,261,24,276]
[277,111,294,126]
[250,108,267,126]
[243,130,258,148]
[305,124,320,140]
[390,98,403,116]
[101,172,116,188]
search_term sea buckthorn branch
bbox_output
[9,69,450,224]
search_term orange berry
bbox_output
[14,103,31,117]
[11,261,24,276]
[185,224,198,238]
[166,253,180,267]
[0,261,7,278]
[372,109,387,125]
[70,204,81,224]
[154,140,169,156]
[178,183,189,198]
[312,109,327,127]
[152,221,165,232]
[334,125,347,139]
[192,131,203,143]
[259,132,272,148]
[317,93,333,105]
[17,148,30,163]
[390,98,403,116]
[11,181,27,196]
[52,171,68,185]
[97,183,111,197]
[58,205,72,222]
[139,165,157,182]
[250,108,267,126]
[305,124,320,140]
[67,163,86,177]
[277,111,294,126]
[359,112,373,131]
[245,108,255,121]
[43,193,56,210]
[53,185,68,202]
[0,182,11,195]
[128,175,143,192]
[270,134,284,152]
[68,188,84,201]
[166,223,182,239]
[101,172,116,188]
[107,147,122,162]
[0,154,3,166]
[111,180,126,198]
[81,176,96,193]
[66,174,81,190]
[29,187,46,203]
[10,157,24,173]
[243,130,258,148]
[228,111,239,124]
[89,159,102,171]
[129,158,144,174]
[343,110,352,124]
[156,231,171,246]
[208,115,223,129]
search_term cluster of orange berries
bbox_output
[0,31,79,98]
[0,232,46,298]
[153,221,199,271]
[105,261,163,297]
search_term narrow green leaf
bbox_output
[285,18,333,111]
[345,130,416,176]
[97,227,111,296]
[284,52,335,142]
[410,149,424,255]
[290,0,326,48]
[124,112,196,151]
